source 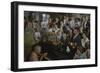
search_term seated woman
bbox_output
[29,45,49,61]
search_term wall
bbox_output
[0,0,99,73]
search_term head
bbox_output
[55,18,59,23]
[64,16,67,19]
[82,33,87,39]
[48,18,52,23]
[73,28,80,35]
[32,45,41,54]
[75,18,80,22]
[51,19,56,27]
[28,21,33,28]
[34,28,38,32]
[64,16,68,20]
[52,18,56,24]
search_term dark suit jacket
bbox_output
[73,34,82,46]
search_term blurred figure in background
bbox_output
[34,28,41,43]
[81,33,89,48]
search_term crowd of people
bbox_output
[24,12,90,61]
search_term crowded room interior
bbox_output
[24,11,90,62]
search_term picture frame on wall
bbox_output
[11,1,98,71]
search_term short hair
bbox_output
[74,27,80,32]
[32,44,41,51]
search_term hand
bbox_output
[40,53,48,61]
[42,53,48,57]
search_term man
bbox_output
[29,45,41,61]
[73,28,82,46]
[29,45,49,61]
[69,17,75,29]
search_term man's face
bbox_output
[73,29,78,35]
[34,46,41,54]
